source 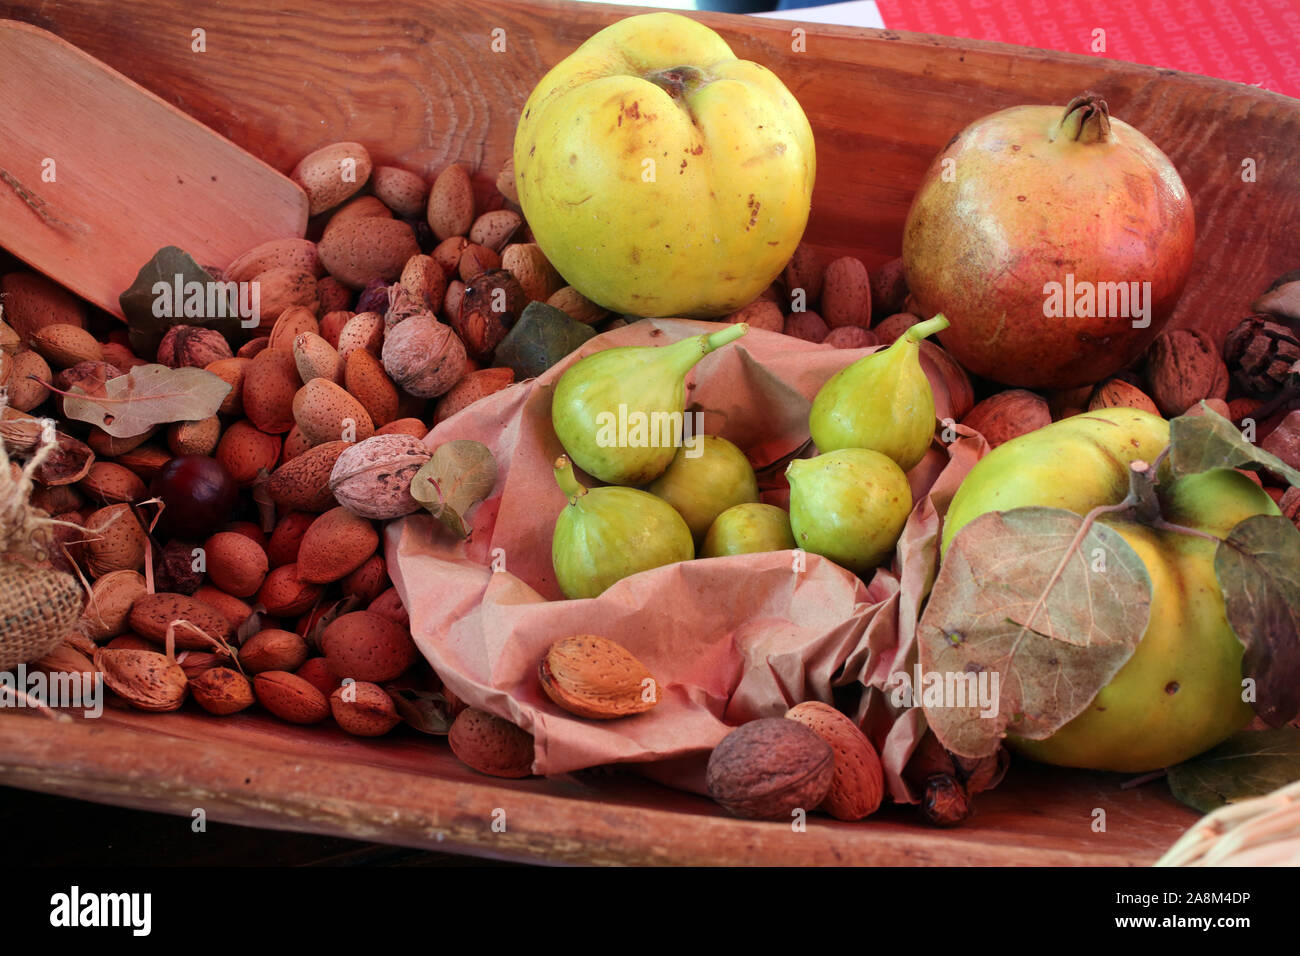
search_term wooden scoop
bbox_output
[0,20,308,317]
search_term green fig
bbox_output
[702,503,796,558]
[552,324,749,486]
[647,435,759,541]
[551,455,694,599]
[786,448,912,575]
[809,314,949,470]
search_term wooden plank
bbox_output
[0,20,308,317]
[0,708,1195,865]
[1,0,1295,345]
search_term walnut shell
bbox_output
[328,434,432,520]
[157,325,233,368]
[381,314,467,397]
[1145,329,1229,416]
[961,389,1052,448]
[706,718,834,820]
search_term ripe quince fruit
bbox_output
[942,409,1278,772]
[513,12,815,318]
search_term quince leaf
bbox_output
[1214,514,1300,726]
[119,246,240,358]
[493,302,596,380]
[917,506,1152,759]
[1167,728,1300,813]
[60,364,231,437]
[1169,403,1300,486]
[410,439,497,539]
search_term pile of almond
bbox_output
[0,140,617,752]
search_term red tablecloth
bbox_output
[875,0,1299,99]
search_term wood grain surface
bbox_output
[1,0,1296,345]
[0,706,1195,866]
[0,20,308,317]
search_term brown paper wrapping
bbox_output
[387,318,987,801]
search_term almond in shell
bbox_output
[128,592,236,650]
[189,666,255,715]
[291,141,373,216]
[330,680,402,736]
[253,670,329,724]
[94,647,188,712]
[266,440,348,513]
[427,163,475,240]
[448,707,534,778]
[297,506,379,584]
[821,256,872,329]
[784,701,884,821]
[539,635,659,720]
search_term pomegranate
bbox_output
[901,94,1195,389]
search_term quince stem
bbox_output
[645,65,706,101]
[554,455,587,503]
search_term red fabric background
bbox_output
[875,0,1300,99]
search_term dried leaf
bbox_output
[386,687,453,735]
[119,246,240,357]
[61,364,231,437]
[918,507,1152,758]
[410,439,497,538]
[1214,515,1300,726]
[492,301,596,380]
[1170,403,1300,486]
[1167,728,1300,813]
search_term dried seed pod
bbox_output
[454,269,527,359]
[1222,315,1300,397]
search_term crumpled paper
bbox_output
[386,318,986,801]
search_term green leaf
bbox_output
[386,688,454,735]
[1214,514,1300,726]
[1169,403,1300,486]
[410,439,497,538]
[119,246,242,358]
[1167,728,1300,813]
[61,364,232,437]
[917,507,1153,758]
[493,301,596,380]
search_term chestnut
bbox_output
[151,455,237,539]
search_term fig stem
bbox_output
[553,455,587,502]
[1056,93,1111,144]
[906,314,950,344]
[703,322,748,353]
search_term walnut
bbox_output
[156,325,233,368]
[1144,329,1229,416]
